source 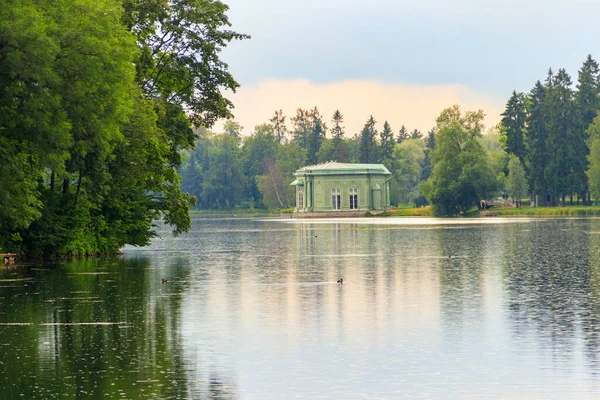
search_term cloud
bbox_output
[221,79,505,137]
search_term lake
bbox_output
[2,216,600,399]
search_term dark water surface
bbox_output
[3,216,600,399]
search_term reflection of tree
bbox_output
[502,220,599,367]
[0,257,238,399]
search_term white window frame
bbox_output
[349,188,358,210]
[331,188,341,210]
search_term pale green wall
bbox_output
[295,173,390,212]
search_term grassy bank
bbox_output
[373,206,433,217]
[492,205,600,217]
[190,208,295,215]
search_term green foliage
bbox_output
[389,139,425,206]
[420,105,496,216]
[587,136,600,200]
[505,155,529,205]
[397,125,409,143]
[379,121,395,166]
[0,0,245,255]
[500,91,527,162]
[359,115,378,163]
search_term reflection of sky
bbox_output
[169,217,600,399]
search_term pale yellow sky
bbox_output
[222,79,505,137]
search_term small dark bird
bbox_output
[161,279,168,283]
[337,278,343,284]
[314,235,318,238]
[448,255,452,259]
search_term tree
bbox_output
[307,119,324,165]
[359,116,378,163]
[390,139,426,206]
[270,110,288,144]
[505,155,529,207]
[500,91,527,163]
[0,0,247,255]
[379,121,395,167]
[330,110,348,161]
[223,120,244,137]
[397,125,409,143]
[525,80,550,205]
[291,108,311,148]
[544,68,575,205]
[575,55,600,204]
[410,129,423,139]
[420,105,496,216]
[242,124,278,207]
[419,128,436,181]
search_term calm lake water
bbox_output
[3,216,600,399]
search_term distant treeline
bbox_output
[182,55,600,216]
[180,109,436,210]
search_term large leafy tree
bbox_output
[0,0,247,255]
[420,105,496,216]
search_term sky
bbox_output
[219,0,600,136]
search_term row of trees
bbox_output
[501,55,600,206]
[180,110,435,210]
[0,0,246,255]
[420,55,600,216]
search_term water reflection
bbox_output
[3,217,600,398]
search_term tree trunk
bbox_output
[62,177,70,194]
[74,173,82,206]
[50,170,55,192]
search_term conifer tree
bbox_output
[397,125,409,143]
[575,55,600,203]
[270,109,287,144]
[420,128,436,182]
[500,91,527,164]
[525,80,550,204]
[410,129,423,139]
[379,121,395,166]
[330,110,347,162]
[307,119,325,165]
[359,116,378,163]
[545,68,575,205]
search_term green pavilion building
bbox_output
[290,162,392,217]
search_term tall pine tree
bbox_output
[575,55,600,204]
[359,116,378,163]
[526,80,550,204]
[379,121,395,166]
[500,91,527,164]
